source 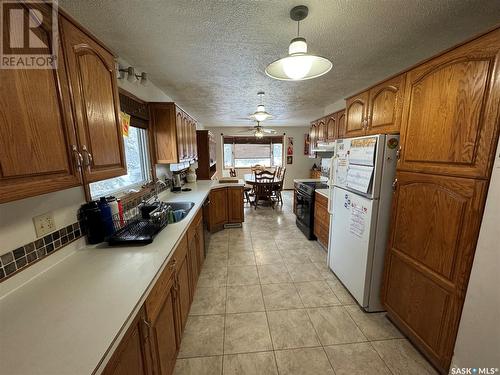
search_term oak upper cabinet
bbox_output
[366,74,406,134]
[398,30,500,179]
[317,119,327,142]
[150,103,198,164]
[61,17,126,183]
[326,113,337,140]
[0,3,81,203]
[345,91,369,137]
[227,187,244,223]
[337,110,346,139]
[382,171,488,372]
[102,308,149,375]
[308,122,318,157]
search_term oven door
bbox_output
[295,190,313,227]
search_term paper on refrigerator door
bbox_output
[349,137,377,166]
[346,164,374,193]
[335,141,349,186]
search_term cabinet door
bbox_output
[317,119,326,142]
[196,220,205,272]
[192,121,198,159]
[337,110,346,139]
[61,17,126,182]
[188,236,199,299]
[150,104,178,164]
[149,276,178,375]
[175,108,185,162]
[326,114,337,140]
[227,187,244,223]
[382,171,487,372]
[345,91,369,138]
[309,123,317,157]
[367,74,405,135]
[176,253,191,335]
[103,308,149,375]
[209,188,228,232]
[398,29,500,179]
[0,4,81,203]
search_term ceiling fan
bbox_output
[237,121,277,138]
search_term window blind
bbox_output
[234,144,271,159]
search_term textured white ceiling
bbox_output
[59,0,500,127]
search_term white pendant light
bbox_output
[266,5,332,81]
[250,92,273,122]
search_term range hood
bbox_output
[311,141,336,152]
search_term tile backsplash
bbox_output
[0,222,85,281]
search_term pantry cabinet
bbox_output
[397,32,500,179]
[0,4,125,203]
[382,171,488,372]
[61,17,126,183]
[196,130,217,180]
[150,103,198,164]
[382,29,500,374]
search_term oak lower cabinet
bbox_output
[102,308,150,375]
[150,103,198,164]
[207,187,245,232]
[104,208,206,375]
[313,192,330,248]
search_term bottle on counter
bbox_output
[98,197,115,237]
[80,201,105,244]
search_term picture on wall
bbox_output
[287,136,294,156]
[304,133,310,155]
[287,156,293,165]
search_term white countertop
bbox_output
[0,179,244,375]
[316,188,329,198]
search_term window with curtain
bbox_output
[223,136,284,169]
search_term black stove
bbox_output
[296,181,329,197]
[294,181,329,240]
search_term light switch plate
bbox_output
[33,212,56,238]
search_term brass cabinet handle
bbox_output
[396,146,402,160]
[71,145,83,169]
[82,145,93,169]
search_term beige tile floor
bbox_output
[174,191,437,375]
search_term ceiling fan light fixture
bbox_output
[265,6,332,81]
[255,130,264,138]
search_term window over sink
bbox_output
[223,135,284,169]
[89,126,151,198]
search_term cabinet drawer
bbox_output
[187,208,202,243]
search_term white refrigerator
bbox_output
[327,134,399,312]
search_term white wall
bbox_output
[0,72,172,256]
[204,126,320,190]
[451,141,500,370]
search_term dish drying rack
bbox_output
[107,201,171,245]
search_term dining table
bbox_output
[243,173,281,185]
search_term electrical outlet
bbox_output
[33,212,56,238]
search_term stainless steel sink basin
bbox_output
[163,201,195,222]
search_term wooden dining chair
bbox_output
[252,170,277,209]
[272,168,286,205]
[251,164,265,172]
